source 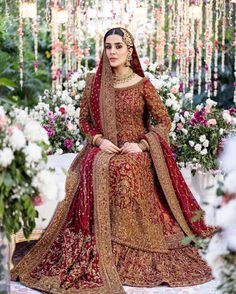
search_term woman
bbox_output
[11,27,215,294]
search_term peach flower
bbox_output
[207,119,217,126]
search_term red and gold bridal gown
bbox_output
[11,75,213,294]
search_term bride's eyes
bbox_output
[105,45,123,50]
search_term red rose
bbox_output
[59,107,65,114]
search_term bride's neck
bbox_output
[112,66,130,76]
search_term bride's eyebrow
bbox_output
[105,42,123,45]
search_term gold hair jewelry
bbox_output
[113,67,135,84]
[120,28,134,48]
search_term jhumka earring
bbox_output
[125,55,132,67]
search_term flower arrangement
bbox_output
[30,67,91,154]
[0,106,64,239]
[202,137,236,293]
[170,99,236,173]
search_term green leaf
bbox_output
[0,197,4,219]
[181,235,195,245]
[3,172,14,187]
[0,77,16,89]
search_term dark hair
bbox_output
[103,28,124,43]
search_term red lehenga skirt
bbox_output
[109,151,212,287]
[11,141,213,293]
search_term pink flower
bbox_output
[64,138,74,150]
[143,57,150,65]
[204,105,212,114]
[177,122,183,130]
[0,115,7,128]
[67,122,76,131]
[170,86,178,94]
[207,119,217,126]
[32,195,43,206]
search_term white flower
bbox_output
[203,140,209,147]
[165,98,173,107]
[24,121,49,144]
[9,128,26,150]
[206,98,217,107]
[180,116,186,123]
[162,74,169,80]
[199,135,206,142]
[194,144,202,152]
[170,76,179,85]
[184,111,190,118]
[152,79,164,90]
[215,199,236,228]
[224,171,236,194]
[32,170,59,200]
[167,93,176,100]
[172,101,180,111]
[144,72,155,81]
[56,84,62,91]
[141,63,148,71]
[78,80,86,90]
[189,140,195,147]
[171,122,176,132]
[196,104,203,111]
[219,129,224,136]
[0,106,5,116]
[70,72,80,82]
[77,144,84,151]
[200,148,208,155]
[149,62,158,72]
[55,148,63,155]
[65,104,76,116]
[204,234,228,270]
[171,132,177,141]
[13,108,29,125]
[222,111,232,123]
[24,143,42,163]
[219,137,236,173]
[224,225,236,252]
[181,128,188,135]
[185,92,193,100]
[173,113,180,122]
[0,147,14,167]
[75,108,80,118]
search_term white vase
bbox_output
[0,225,10,294]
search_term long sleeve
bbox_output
[79,74,102,145]
[142,79,171,144]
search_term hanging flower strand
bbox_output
[18,0,24,89]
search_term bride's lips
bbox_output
[110,58,118,62]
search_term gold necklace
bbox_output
[113,68,135,84]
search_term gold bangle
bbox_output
[140,139,150,151]
[137,141,146,151]
[92,134,103,146]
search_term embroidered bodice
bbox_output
[79,76,171,146]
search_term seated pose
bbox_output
[11,27,215,294]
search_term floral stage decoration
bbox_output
[200,137,236,294]
[169,99,236,173]
[30,67,90,154]
[0,106,65,240]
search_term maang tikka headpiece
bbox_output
[120,28,134,48]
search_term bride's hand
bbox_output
[120,142,142,154]
[99,139,121,154]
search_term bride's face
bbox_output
[105,34,132,68]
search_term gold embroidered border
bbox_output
[100,52,118,146]
[145,131,195,239]
[93,151,125,294]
